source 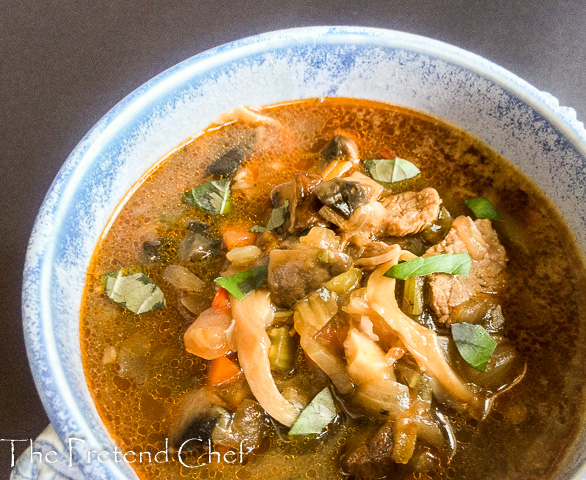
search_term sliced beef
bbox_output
[268,247,352,308]
[378,187,442,236]
[340,421,398,479]
[318,186,440,247]
[425,216,507,324]
[271,173,329,234]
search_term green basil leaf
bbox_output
[182,178,232,215]
[214,265,269,300]
[250,200,289,233]
[364,158,420,184]
[464,198,502,221]
[288,387,337,435]
[451,322,497,371]
[102,270,166,314]
[384,253,472,280]
[265,200,289,230]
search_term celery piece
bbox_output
[288,388,337,435]
[267,326,295,373]
[325,267,363,294]
[402,276,424,315]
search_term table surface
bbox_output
[1,1,585,477]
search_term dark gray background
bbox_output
[1,0,585,477]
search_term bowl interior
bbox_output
[23,26,586,479]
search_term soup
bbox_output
[81,98,586,479]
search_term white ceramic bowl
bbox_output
[21,27,586,480]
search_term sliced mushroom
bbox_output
[169,387,227,451]
[178,231,221,262]
[321,135,359,164]
[186,221,212,234]
[142,237,173,262]
[271,173,329,234]
[340,421,398,480]
[211,399,269,450]
[268,247,353,308]
[313,178,371,220]
[206,143,252,177]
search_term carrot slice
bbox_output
[211,287,231,314]
[379,148,397,159]
[223,230,257,250]
[208,356,241,386]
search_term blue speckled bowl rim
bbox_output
[22,26,586,480]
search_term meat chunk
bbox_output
[340,422,398,479]
[319,187,440,246]
[268,248,352,308]
[425,216,507,324]
[378,188,442,236]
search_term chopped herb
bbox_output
[451,322,497,371]
[214,265,269,300]
[464,197,502,221]
[182,178,232,215]
[266,200,289,230]
[102,270,165,314]
[288,387,337,435]
[365,158,420,184]
[250,200,289,233]
[384,253,472,280]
